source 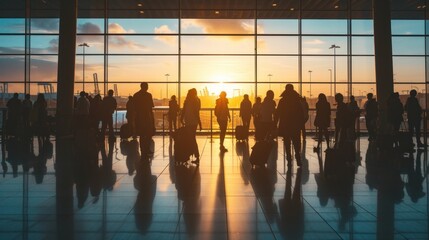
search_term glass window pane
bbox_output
[30,56,58,82]
[302,56,348,83]
[352,20,373,35]
[181,56,254,82]
[0,36,25,54]
[31,18,59,34]
[181,36,253,54]
[29,83,57,108]
[352,37,374,55]
[108,56,178,82]
[257,19,298,34]
[257,36,298,54]
[393,57,425,83]
[392,37,425,55]
[108,19,178,34]
[76,35,104,54]
[77,18,105,34]
[0,83,24,107]
[75,55,105,84]
[0,18,25,33]
[257,57,298,83]
[302,36,347,55]
[0,56,24,82]
[391,20,424,35]
[302,19,347,34]
[30,35,59,54]
[352,57,375,83]
[108,35,178,54]
[181,19,255,34]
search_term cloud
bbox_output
[0,57,57,82]
[154,25,176,45]
[304,39,325,45]
[182,19,257,40]
[78,22,102,34]
[108,23,135,34]
[109,36,146,50]
[31,19,59,33]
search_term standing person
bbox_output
[275,84,304,167]
[181,89,202,164]
[300,97,309,142]
[168,95,179,134]
[252,97,262,140]
[6,93,22,135]
[364,93,378,141]
[314,93,331,150]
[101,90,117,138]
[240,94,252,130]
[260,90,276,140]
[89,94,103,132]
[405,89,425,147]
[75,91,90,129]
[32,93,48,144]
[387,92,404,146]
[334,93,349,146]
[215,91,231,152]
[347,95,360,139]
[22,94,32,132]
[133,82,155,157]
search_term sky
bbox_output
[0,18,427,103]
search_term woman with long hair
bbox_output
[314,93,331,151]
[181,88,202,164]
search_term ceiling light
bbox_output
[272,3,278,7]
[423,5,427,8]
[290,8,295,11]
[139,10,144,14]
[215,11,220,14]
[334,5,339,9]
[137,3,142,7]
[417,5,422,9]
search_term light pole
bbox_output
[268,73,272,90]
[78,43,90,92]
[165,73,170,99]
[328,69,332,97]
[308,70,312,98]
[329,44,340,95]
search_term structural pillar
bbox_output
[56,0,77,239]
[373,0,394,135]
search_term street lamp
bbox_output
[165,73,170,99]
[268,73,272,90]
[329,44,340,95]
[78,43,90,92]
[308,70,312,98]
[328,69,332,97]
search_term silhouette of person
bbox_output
[314,93,331,151]
[215,91,230,152]
[300,96,309,141]
[168,95,179,133]
[6,93,21,135]
[75,91,90,129]
[89,94,103,133]
[239,94,252,131]
[334,93,349,146]
[347,95,360,139]
[364,93,378,141]
[387,92,404,146]
[405,89,425,147]
[260,90,276,141]
[133,82,155,157]
[277,168,304,239]
[32,93,49,144]
[125,95,135,136]
[101,89,117,138]
[252,97,262,140]
[181,88,202,165]
[275,84,304,166]
[22,94,32,133]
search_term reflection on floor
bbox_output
[0,135,428,240]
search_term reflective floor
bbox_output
[0,135,428,240]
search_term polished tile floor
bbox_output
[0,135,428,240]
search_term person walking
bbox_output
[260,90,276,141]
[240,94,252,131]
[181,89,202,164]
[364,93,378,141]
[252,97,262,140]
[75,91,90,129]
[334,93,350,146]
[101,89,117,139]
[6,93,21,135]
[32,93,48,144]
[168,95,180,134]
[22,94,32,132]
[133,82,155,157]
[300,97,309,142]
[89,94,103,132]
[275,84,304,167]
[314,93,331,151]
[405,89,425,147]
[347,95,360,139]
[387,92,403,146]
[215,91,231,152]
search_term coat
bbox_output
[276,90,304,137]
[133,90,155,136]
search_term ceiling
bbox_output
[0,0,427,19]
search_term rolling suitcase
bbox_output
[120,123,132,139]
[174,127,194,163]
[235,125,248,141]
[249,140,274,167]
